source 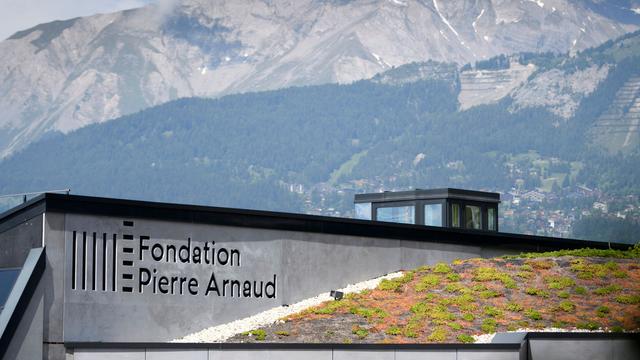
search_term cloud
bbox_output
[0,0,155,41]
[147,0,181,26]
[156,0,180,16]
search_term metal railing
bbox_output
[0,189,70,203]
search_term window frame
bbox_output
[354,202,373,220]
[368,198,497,231]
[373,201,417,225]
[453,200,499,231]
[464,204,483,230]
[449,201,462,228]
[487,206,498,231]
[422,200,445,227]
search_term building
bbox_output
[521,191,545,203]
[354,188,500,231]
[593,201,609,213]
[0,193,635,360]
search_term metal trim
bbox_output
[0,193,631,250]
[64,332,640,350]
[65,341,522,350]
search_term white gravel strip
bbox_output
[473,333,496,343]
[173,271,405,343]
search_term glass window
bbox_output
[488,208,496,231]
[377,206,415,224]
[424,203,443,227]
[465,205,482,230]
[0,268,20,313]
[451,204,460,228]
[354,202,372,220]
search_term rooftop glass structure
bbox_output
[354,188,500,231]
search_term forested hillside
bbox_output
[1,31,640,242]
[2,0,638,157]
[0,79,457,211]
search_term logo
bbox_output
[70,220,277,299]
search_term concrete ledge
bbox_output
[527,334,640,360]
[67,342,522,350]
[67,333,640,360]
[72,348,522,360]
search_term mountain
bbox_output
[1,0,640,157]
[1,30,639,242]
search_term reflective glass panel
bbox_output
[377,206,415,224]
[465,205,482,230]
[355,202,372,220]
[0,268,20,313]
[452,204,460,228]
[424,204,443,227]
[488,208,496,231]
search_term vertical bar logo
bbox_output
[70,220,135,293]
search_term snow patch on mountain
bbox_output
[388,0,408,6]
[473,9,485,33]
[433,0,461,38]
[529,0,544,8]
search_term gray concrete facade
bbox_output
[68,340,640,360]
[42,212,66,355]
[72,347,524,360]
[1,279,43,360]
[60,213,521,342]
[528,338,640,360]
[0,214,42,268]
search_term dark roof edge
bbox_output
[65,332,639,350]
[524,332,640,340]
[354,188,500,203]
[65,341,521,350]
[0,194,46,234]
[0,193,631,250]
[0,193,45,221]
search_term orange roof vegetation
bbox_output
[233,247,640,344]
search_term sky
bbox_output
[0,0,155,40]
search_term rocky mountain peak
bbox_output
[0,0,639,158]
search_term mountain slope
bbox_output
[590,75,640,152]
[0,30,639,241]
[1,0,639,157]
[0,78,459,211]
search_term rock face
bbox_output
[459,61,536,111]
[510,64,611,118]
[1,0,639,157]
[590,75,640,153]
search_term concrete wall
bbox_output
[60,213,520,343]
[0,214,42,268]
[1,212,70,359]
[68,339,640,360]
[42,213,66,360]
[71,347,523,360]
[1,279,43,360]
[528,338,640,360]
